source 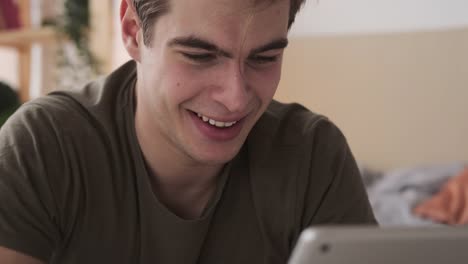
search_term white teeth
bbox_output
[196,112,238,128]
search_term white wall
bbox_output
[290,0,468,37]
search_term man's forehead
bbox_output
[173,0,283,13]
[168,0,289,31]
[164,0,290,52]
[174,0,279,5]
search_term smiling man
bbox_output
[0,0,376,263]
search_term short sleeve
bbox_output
[0,104,61,262]
[302,120,377,226]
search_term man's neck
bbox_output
[134,107,224,219]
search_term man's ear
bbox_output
[121,0,142,62]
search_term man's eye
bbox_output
[182,53,216,62]
[249,55,279,65]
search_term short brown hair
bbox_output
[131,0,306,45]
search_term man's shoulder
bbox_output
[48,60,137,115]
[2,87,99,141]
[246,99,350,177]
[245,101,358,243]
[250,100,342,148]
[5,61,137,134]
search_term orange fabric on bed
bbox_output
[413,167,468,225]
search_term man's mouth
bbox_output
[193,112,239,128]
[189,110,245,141]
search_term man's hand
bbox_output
[0,247,44,264]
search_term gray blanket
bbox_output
[362,162,466,226]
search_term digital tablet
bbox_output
[288,226,468,264]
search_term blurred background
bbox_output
[279,0,468,171]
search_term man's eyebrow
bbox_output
[250,38,289,55]
[168,35,289,57]
[168,36,232,58]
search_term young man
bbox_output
[0,0,376,263]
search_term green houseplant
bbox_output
[44,0,100,78]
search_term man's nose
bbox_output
[212,67,250,113]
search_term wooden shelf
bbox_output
[0,0,112,102]
[0,27,58,47]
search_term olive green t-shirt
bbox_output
[0,61,376,263]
